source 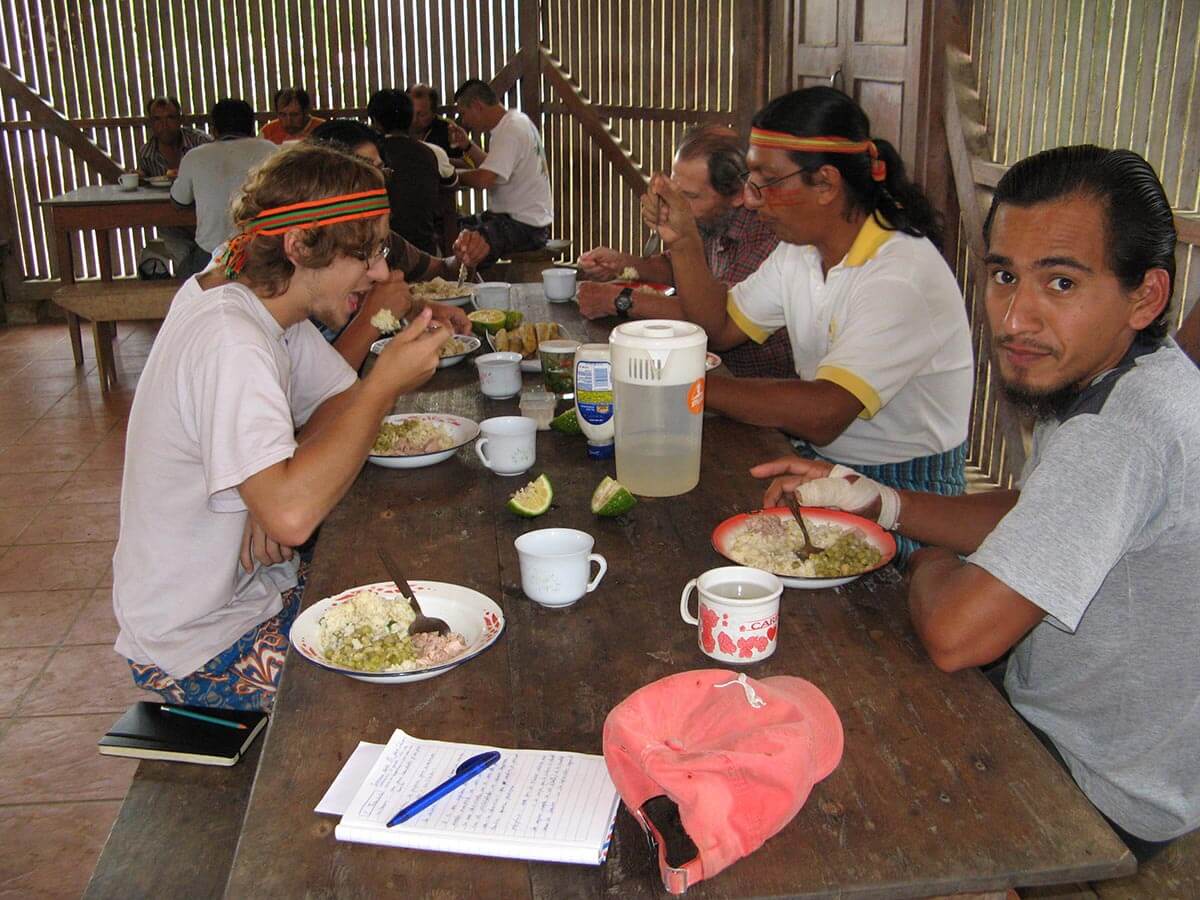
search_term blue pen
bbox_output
[387,750,501,827]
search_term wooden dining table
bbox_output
[85,286,1133,899]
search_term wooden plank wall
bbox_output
[954,0,1200,488]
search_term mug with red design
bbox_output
[680,566,783,664]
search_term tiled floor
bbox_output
[0,322,159,900]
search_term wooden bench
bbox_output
[53,279,179,391]
[1023,827,1200,898]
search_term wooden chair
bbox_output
[53,278,179,391]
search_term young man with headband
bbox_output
[755,146,1200,859]
[647,88,973,557]
[112,142,450,710]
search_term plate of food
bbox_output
[368,413,480,469]
[610,269,676,296]
[370,333,480,368]
[290,580,505,684]
[706,352,722,371]
[145,175,173,188]
[410,276,474,307]
[712,506,896,589]
[487,321,571,373]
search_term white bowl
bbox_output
[370,334,480,368]
[290,581,505,683]
[368,413,480,469]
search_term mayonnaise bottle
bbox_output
[574,343,614,459]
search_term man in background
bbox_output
[171,99,276,278]
[408,83,454,157]
[137,96,212,177]
[261,87,325,144]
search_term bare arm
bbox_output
[456,168,498,190]
[577,284,687,321]
[707,375,864,447]
[577,246,675,283]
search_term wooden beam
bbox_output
[540,103,732,126]
[733,0,770,134]
[538,47,647,195]
[517,4,542,122]
[971,157,1007,189]
[0,62,122,181]
[943,50,987,259]
[489,47,531,104]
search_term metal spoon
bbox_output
[377,549,450,636]
[782,491,821,560]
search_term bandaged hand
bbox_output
[750,456,901,530]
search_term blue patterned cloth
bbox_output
[793,441,968,563]
[128,563,307,712]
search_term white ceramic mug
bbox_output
[515,528,607,608]
[474,416,537,476]
[680,566,783,664]
[474,282,512,308]
[118,173,139,191]
[475,351,523,399]
[542,267,577,302]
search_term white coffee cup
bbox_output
[474,282,512,308]
[515,528,608,608]
[542,267,577,302]
[475,351,523,399]
[680,566,783,664]
[475,416,537,476]
[118,173,139,191]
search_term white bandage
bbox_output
[794,465,901,531]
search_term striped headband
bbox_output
[749,128,887,182]
[220,188,390,278]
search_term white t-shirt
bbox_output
[113,279,357,678]
[171,137,278,252]
[729,217,973,465]
[481,109,554,228]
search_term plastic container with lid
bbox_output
[609,320,708,497]
[519,388,557,430]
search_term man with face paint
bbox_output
[647,88,974,554]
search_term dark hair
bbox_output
[454,78,497,107]
[146,96,182,117]
[210,99,255,137]
[983,145,1177,340]
[367,89,414,133]
[675,126,748,198]
[751,86,943,249]
[408,83,440,108]
[273,86,312,112]
[309,119,384,158]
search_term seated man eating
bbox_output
[113,142,451,711]
[755,145,1200,860]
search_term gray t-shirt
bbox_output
[969,339,1200,841]
[171,137,277,252]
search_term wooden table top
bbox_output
[41,184,178,206]
[220,286,1132,897]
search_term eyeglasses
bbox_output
[351,243,391,266]
[742,169,807,202]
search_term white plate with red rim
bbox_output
[368,413,480,469]
[371,334,481,368]
[705,352,721,371]
[711,506,897,589]
[291,580,505,683]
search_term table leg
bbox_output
[52,217,85,367]
[91,322,115,393]
[67,311,84,366]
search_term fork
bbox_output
[782,491,821,560]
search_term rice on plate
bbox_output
[318,589,468,672]
[728,515,882,578]
[372,418,454,456]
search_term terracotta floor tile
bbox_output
[40,387,134,419]
[78,434,126,470]
[0,472,72,508]
[0,419,35,448]
[17,503,120,545]
[52,468,124,505]
[16,417,118,446]
[0,714,138,804]
[0,326,70,349]
[34,339,98,361]
[64,589,118,645]
[0,541,115,592]
[19,643,149,716]
[0,800,123,899]
[0,441,99,474]
[0,507,38,544]
[13,358,98,379]
[0,647,53,715]
[97,564,112,588]
[0,590,90,648]
[0,373,93,398]
[0,395,64,419]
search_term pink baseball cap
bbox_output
[602,669,843,892]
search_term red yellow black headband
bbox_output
[749,128,887,182]
[219,188,390,278]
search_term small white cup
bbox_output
[474,282,512,308]
[475,416,537,476]
[476,351,523,399]
[680,566,783,664]
[515,528,607,608]
[118,173,139,191]
[542,267,577,302]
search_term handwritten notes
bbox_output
[333,729,620,865]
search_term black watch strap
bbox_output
[615,287,634,319]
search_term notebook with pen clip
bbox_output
[98,702,268,766]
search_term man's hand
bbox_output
[576,282,624,319]
[640,173,700,247]
[239,514,295,574]
[578,247,634,280]
[453,229,490,268]
[368,307,450,395]
[362,271,415,327]
[750,456,894,527]
[750,455,837,508]
[426,300,472,334]
[448,121,470,151]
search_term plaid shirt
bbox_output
[137,127,213,177]
[701,207,795,379]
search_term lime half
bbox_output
[468,308,507,336]
[591,476,636,517]
[508,474,553,517]
[550,408,582,435]
[504,309,525,330]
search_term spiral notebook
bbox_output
[330,729,620,865]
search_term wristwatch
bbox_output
[614,287,635,320]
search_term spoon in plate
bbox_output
[782,491,821,560]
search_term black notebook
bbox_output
[98,702,268,766]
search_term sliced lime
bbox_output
[468,308,507,336]
[504,309,525,330]
[550,408,582,435]
[591,476,636,516]
[507,474,553,517]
